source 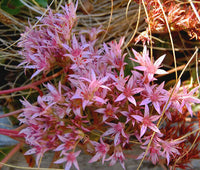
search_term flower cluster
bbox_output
[18,2,200,170]
[135,0,200,40]
[18,3,77,78]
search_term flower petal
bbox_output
[115,93,126,102]
[140,125,147,137]
[128,96,137,105]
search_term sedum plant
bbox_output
[1,1,200,170]
[134,0,200,41]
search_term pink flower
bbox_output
[42,82,64,103]
[63,35,91,70]
[115,75,143,105]
[103,37,126,69]
[180,85,200,116]
[158,139,184,165]
[106,145,126,170]
[89,138,110,164]
[95,102,119,122]
[71,69,110,109]
[44,2,77,37]
[54,150,81,170]
[168,80,182,113]
[24,144,49,165]
[132,105,161,137]
[62,2,77,28]
[80,26,104,41]
[54,135,76,154]
[19,98,41,124]
[109,67,129,89]
[71,116,90,132]
[138,142,162,165]
[18,2,79,79]
[28,51,53,79]
[121,105,142,127]
[131,46,167,81]
[19,96,53,125]
[169,81,200,116]
[135,29,151,45]
[102,122,127,146]
[66,98,83,117]
[18,27,54,79]
[140,82,167,114]
[81,69,110,92]
[18,2,78,79]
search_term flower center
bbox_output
[123,87,131,97]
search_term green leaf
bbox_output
[35,0,48,8]
[0,0,24,15]
[124,54,134,76]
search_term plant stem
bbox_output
[0,109,23,119]
[0,128,24,138]
[0,69,64,95]
[0,142,24,169]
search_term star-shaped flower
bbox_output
[54,150,81,170]
[132,105,161,137]
[115,76,143,105]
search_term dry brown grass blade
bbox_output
[0,162,63,170]
[123,1,141,49]
[156,0,177,80]
[77,1,144,43]
[0,9,25,28]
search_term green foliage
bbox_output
[0,147,12,160]
[124,54,134,76]
[35,0,48,8]
[0,0,23,15]
[0,0,48,15]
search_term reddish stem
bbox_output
[0,142,24,169]
[0,69,64,95]
[0,128,24,138]
[0,109,23,119]
[28,85,43,96]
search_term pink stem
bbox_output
[0,128,24,138]
[0,109,23,119]
[28,85,43,96]
[0,69,64,95]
